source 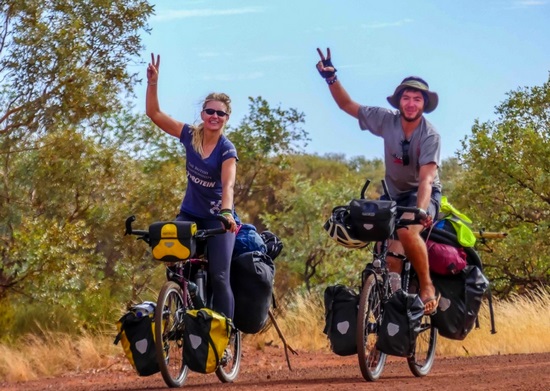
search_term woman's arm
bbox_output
[145,53,184,138]
[220,157,238,232]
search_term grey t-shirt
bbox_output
[358,106,442,199]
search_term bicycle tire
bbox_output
[407,314,438,377]
[356,273,387,381]
[155,281,190,388]
[215,329,242,382]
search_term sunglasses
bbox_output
[203,108,228,117]
[401,140,410,166]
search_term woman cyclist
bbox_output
[145,53,238,320]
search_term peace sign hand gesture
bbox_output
[316,48,337,79]
[147,53,160,85]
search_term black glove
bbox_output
[317,57,337,79]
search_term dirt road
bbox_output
[2,346,549,391]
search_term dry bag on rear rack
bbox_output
[148,221,197,262]
[114,302,159,376]
[349,199,397,242]
[323,285,359,356]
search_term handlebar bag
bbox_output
[349,199,397,242]
[149,221,197,262]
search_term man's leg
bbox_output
[397,216,439,314]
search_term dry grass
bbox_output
[0,331,119,383]
[436,287,550,357]
[1,288,549,382]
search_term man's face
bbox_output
[399,89,425,122]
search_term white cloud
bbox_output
[361,19,414,29]
[152,7,264,22]
[201,72,264,81]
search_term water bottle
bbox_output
[188,281,205,309]
[134,301,156,318]
[195,269,206,298]
[388,272,402,293]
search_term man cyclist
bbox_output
[316,48,442,315]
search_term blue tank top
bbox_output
[179,124,238,219]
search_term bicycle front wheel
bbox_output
[155,281,189,388]
[407,314,438,377]
[356,273,387,381]
[215,329,242,383]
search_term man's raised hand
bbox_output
[316,48,337,79]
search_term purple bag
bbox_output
[427,240,468,275]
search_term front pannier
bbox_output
[148,221,197,262]
[349,199,397,242]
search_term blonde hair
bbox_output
[191,92,232,155]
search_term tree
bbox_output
[227,96,309,225]
[453,74,550,295]
[0,0,153,301]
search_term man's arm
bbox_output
[417,163,438,212]
[316,48,361,119]
[326,78,361,118]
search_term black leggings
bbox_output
[176,213,236,319]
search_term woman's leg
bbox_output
[204,219,236,319]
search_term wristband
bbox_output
[219,208,232,216]
[326,76,338,85]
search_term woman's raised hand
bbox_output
[147,53,160,85]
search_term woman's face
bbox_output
[201,100,230,132]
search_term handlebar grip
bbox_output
[396,206,427,220]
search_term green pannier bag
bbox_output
[182,308,233,373]
[114,302,159,376]
[436,196,476,248]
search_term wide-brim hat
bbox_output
[386,76,439,113]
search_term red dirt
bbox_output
[2,345,549,391]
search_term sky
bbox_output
[132,0,550,161]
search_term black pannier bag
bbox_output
[423,227,496,339]
[375,290,424,357]
[323,285,359,356]
[230,251,275,334]
[349,199,397,242]
[148,221,197,262]
[431,265,489,340]
[114,302,159,376]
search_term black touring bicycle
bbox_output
[324,179,497,381]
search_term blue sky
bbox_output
[132,0,550,161]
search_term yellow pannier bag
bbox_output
[149,221,197,262]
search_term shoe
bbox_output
[422,292,441,316]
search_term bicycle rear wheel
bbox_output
[215,329,242,383]
[407,314,438,376]
[356,273,387,381]
[155,281,189,388]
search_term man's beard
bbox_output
[400,107,423,122]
